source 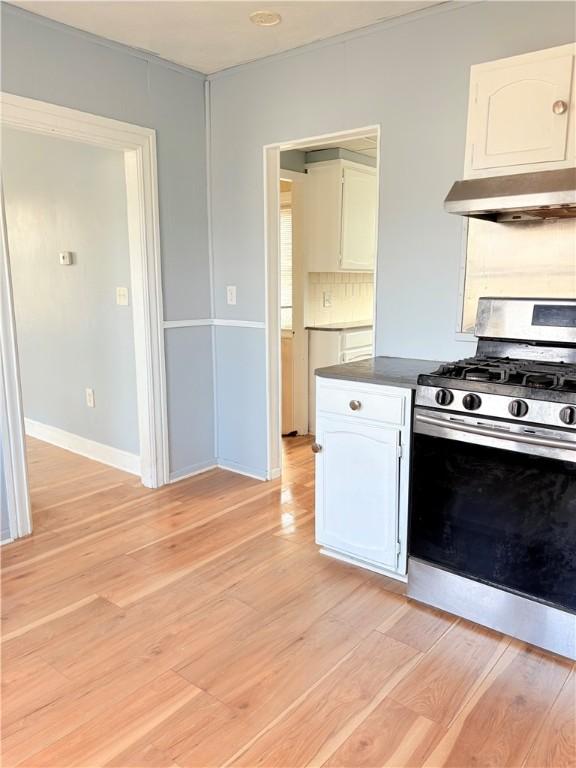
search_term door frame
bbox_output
[264,125,381,479]
[0,92,169,539]
[279,169,308,437]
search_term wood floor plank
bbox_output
[229,631,421,767]
[33,484,176,535]
[2,655,196,765]
[1,654,71,729]
[389,619,511,726]
[377,599,456,652]
[2,437,573,768]
[1,596,122,661]
[31,470,129,512]
[322,697,444,768]
[426,642,574,767]
[524,669,576,768]
[18,671,202,768]
[2,522,163,599]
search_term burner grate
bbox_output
[430,357,576,393]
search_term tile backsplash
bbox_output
[307,272,374,326]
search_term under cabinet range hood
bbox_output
[444,168,576,222]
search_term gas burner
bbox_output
[461,364,511,383]
[522,372,558,389]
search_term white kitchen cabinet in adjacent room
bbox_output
[313,376,411,578]
[340,165,378,270]
[464,43,576,177]
[305,159,377,272]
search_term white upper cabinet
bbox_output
[465,44,576,178]
[304,160,377,271]
[341,166,378,270]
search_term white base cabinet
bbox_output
[314,376,412,578]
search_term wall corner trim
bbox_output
[169,460,218,483]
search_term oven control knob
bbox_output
[462,393,482,411]
[435,388,454,406]
[509,399,529,418]
[559,406,576,426]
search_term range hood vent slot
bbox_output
[444,168,576,222]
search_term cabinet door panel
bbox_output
[340,166,377,270]
[304,163,342,272]
[472,54,573,170]
[315,416,399,569]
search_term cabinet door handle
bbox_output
[552,99,568,115]
[349,400,362,411]
[311,442,322,454]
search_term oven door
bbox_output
[411,409,576,611]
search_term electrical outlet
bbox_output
[226,285,237,305]
[116,287,129,306]
[323,291,332,308]
[85,388,95,408]
[59,251,73,266]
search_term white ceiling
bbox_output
[10,1,445,74]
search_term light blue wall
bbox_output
[3,128,139,454]
[214,326,268,475]
[1,4,215,475]
[2,2,575,488]
[208,1,576,475]
[164,327,215,478]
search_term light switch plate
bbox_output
[323,291,332,308]
[226,285,237,305]
[85,388,95,408]
[116,287,129,306]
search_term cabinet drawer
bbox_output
[340,329,373,350]
[340,346,372,364]
[317,381,405,426]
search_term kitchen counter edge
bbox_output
[315,356,444,389]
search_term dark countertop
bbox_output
[306,320,373,332]
[315,356,444,388]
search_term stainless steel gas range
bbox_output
[408,297,576,660]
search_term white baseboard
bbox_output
[1,537,15,546]
[24,418,141,476]
[217,458,267,481]
[169,461,218,483]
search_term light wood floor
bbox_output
[1,436,575,768]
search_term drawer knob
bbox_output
[311,442,322,454]
[552,99,568,115]
[349,399,362,411]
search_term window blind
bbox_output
[280,205,293,330]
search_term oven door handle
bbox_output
[415,412,576,453]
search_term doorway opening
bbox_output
[3,128,143,541]
[0,93,167,542]
[266,126,380,479]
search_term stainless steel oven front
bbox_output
[410,408,576,612]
